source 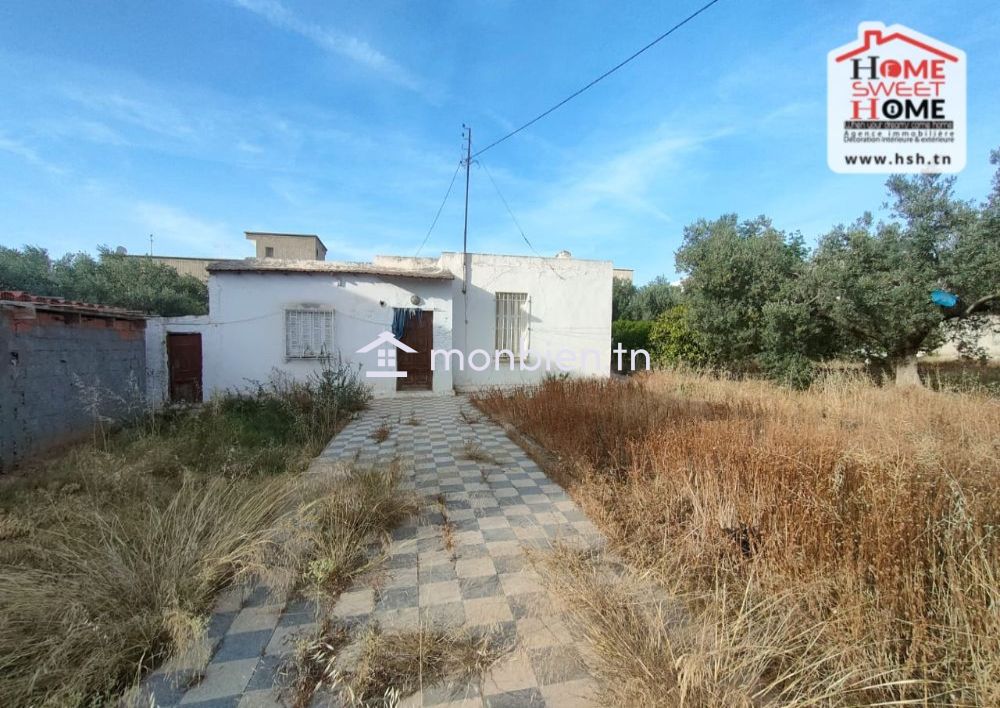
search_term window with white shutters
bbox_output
[495,292,528,358]
[285,310,333,359]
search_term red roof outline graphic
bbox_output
[835,29,959,63]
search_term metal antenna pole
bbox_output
[461,125,471,294]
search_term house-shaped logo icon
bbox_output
[826,22,966,174]
[356,331,416,378]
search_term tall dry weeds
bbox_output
[474,371,1000,705]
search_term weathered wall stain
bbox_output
[1,295,147,473]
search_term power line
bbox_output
[472,0,724,158]
[415,159,463,256]
[479,159,564,280]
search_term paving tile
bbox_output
[375,586,419,611]
[485,688,545,707]
[179,657,259,703]
[528,646,589,686]
[516,616,573,649]
[421,678,482,706]
[420,580,463,606]
[463,596,513,626]
[483,649,539,696]
[539,678,598,707]
[245,654,282,691]
[228,606,282,635]
[147,395,607,705]
[421,562,458,583]
[213,630,273,663]
[455,556,497,578]
[459,575,503,600]
[237,688,282,707]
[419,600,466,629]
[371,606,421,632]
[265,619,316,656]
[498,572,543,596]
[206,611,239,640]
[333,588,375,618]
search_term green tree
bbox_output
[612,277,637,321]
[812,164,999,385]
[0,246,208,316]
[675,214,837,384]
[622,276,682,321]
[649,303,707,366]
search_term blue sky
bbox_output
[0,0,997,284]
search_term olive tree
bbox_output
[812,163,1000,385]
[676,214,838,385]
[0,245,208,316]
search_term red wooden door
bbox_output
[397,311,433,391]
[167,333,203,403]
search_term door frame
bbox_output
[396,309,433,392]
[166,332,203,403]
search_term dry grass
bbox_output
[435,494,458,560]
[300,466,418,601]
[0,474,304,705]
[286,621,510,707]
[0,367,393,706]
[371,423,392,444]
[474,370,1000,706]
[458,440,496,465]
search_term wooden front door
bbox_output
[167,333,203,403]
[397,310,433,391]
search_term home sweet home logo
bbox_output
[827,22,966,174]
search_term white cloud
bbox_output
[132,202,234,256]
[229,0,422,91]
[0,133,67,175]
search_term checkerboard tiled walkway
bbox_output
[142,395,603,707]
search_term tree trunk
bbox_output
[894,354,923,387]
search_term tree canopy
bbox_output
[0,246,208,317]
[624,147,1000,386]
[675,214,838,384]
[813,170,999,383]
[613,276,682,321]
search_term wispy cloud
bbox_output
[229,0,422,91]
[0,133,67,175]
[132,202,234,256]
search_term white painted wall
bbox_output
[925,315,1000,361]
[439,252,613,391]
[148,273,453,401]
[145,315,211,406]
[148,253,614,401]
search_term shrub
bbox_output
[648,304,707,367]
[611,320,653,372]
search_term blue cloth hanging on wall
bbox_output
[391,308,418,339]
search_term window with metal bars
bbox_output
[495,292,528,359]
[285,309,333,359]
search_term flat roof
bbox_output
[124,254,238,262]
[208,258,454,280]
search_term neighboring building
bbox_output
[1,291,146,471]
[246,232,328,261]
[613,268,634,282]
[925,315,1000,361]
[146,250,615,402]
[125,232,328,282]
[125,255,237,283]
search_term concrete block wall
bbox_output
[0,309,146,473]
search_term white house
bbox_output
[146,250,615,402]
